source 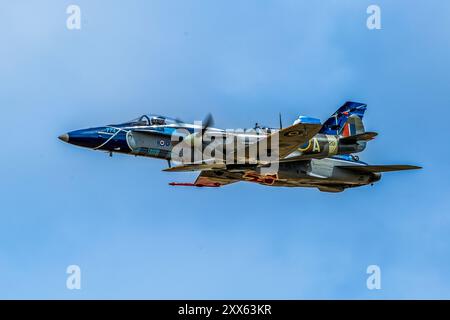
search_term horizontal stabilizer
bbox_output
[338,164,422,173]
[339,132,378,144]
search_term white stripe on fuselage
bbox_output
[94,126,129,150]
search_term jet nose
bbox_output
[59,127,106,149]
[58,133,70,142]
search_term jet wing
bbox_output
[169,170,239,187]
[338,164,422,173]
[163,162,226,172]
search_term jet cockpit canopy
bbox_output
[117,114,184,127]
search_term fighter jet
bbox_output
[58,101,421,192]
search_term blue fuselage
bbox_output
[59,124,196,160]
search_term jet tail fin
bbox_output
[339,114,365,137]
[320,101,367,135]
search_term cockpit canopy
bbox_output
[150,116,165,125]
[116,114,183,127]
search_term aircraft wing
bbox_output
[236,118,322,161]
[338,164,422,173]
[276,121,323,158]
[163,162,226,172]
[169,170,239,187]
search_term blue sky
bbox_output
[1,0,449,299]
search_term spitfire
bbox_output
[58,101,421,192]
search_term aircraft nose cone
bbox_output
[59,127,106,149]
[58,133,69,142]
